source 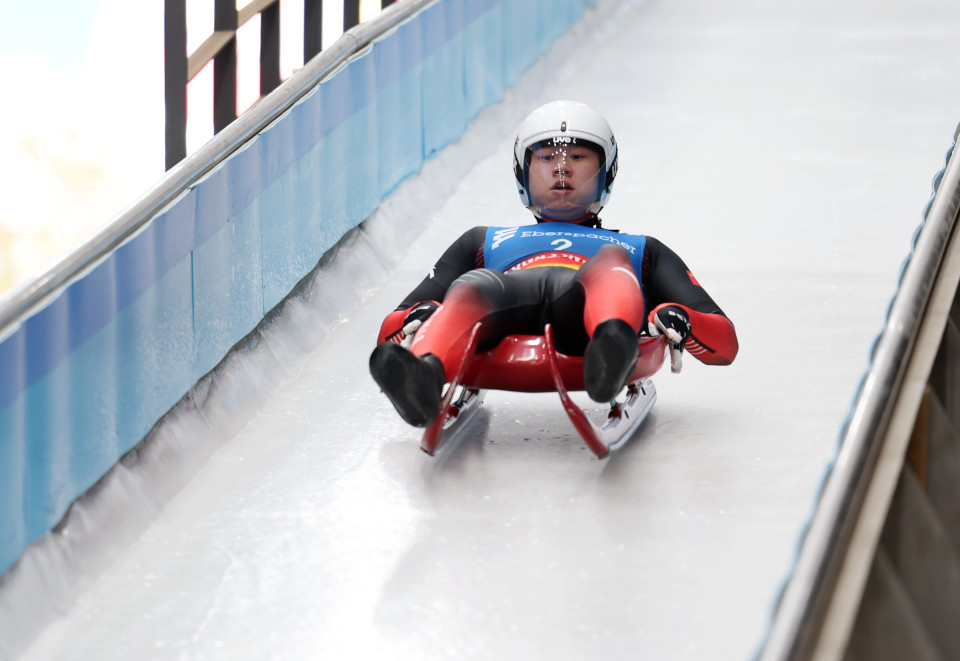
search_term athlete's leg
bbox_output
[576,245,646,402]
[410,268,549,379]
[576,244,645,335]
[371,268,553,426]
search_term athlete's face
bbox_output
[526,143,602,221]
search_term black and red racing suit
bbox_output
[377,222,738,380]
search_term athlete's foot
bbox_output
[369,344,446,427]
[583,319,639,403]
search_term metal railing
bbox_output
[164,0,398,170]
[759,124,960,660]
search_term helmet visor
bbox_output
[524,139,605,220]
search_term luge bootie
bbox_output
[583,319,639,403]
[370,343,446,427]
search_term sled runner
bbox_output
[420,323,667,458]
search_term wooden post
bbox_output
[213,0,238,134]
[304,0,324,63]
[164,0,187,169]
[260,1,282,96]
[344,0,361,31]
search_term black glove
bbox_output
[647,305,690,373]
[404,301,439,326]
[385,301,439,347]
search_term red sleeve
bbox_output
[377,226,486,345]
[376,300,442,345]
[649,303,739,366]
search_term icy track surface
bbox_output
[17,0,960,659]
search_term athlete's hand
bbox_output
[648,304,690,373]
[386,301,439,348]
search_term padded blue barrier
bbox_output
[0,0,599,576]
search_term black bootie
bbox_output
[583,319,639,403]
[370,344,446,427]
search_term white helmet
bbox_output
[513,100,618,221]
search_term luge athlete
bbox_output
[370,101,738,427]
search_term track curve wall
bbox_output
[0,0,601,580]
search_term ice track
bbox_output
[17,0,960,659]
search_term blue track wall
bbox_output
[0,0,599,577]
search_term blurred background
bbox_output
[0,0,385,298]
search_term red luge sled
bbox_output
[420,324,667,459]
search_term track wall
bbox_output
[760,126,960,660]
[0,0,600,577]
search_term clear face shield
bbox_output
[524,139,605,221]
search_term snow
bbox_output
[7,0,960,659]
